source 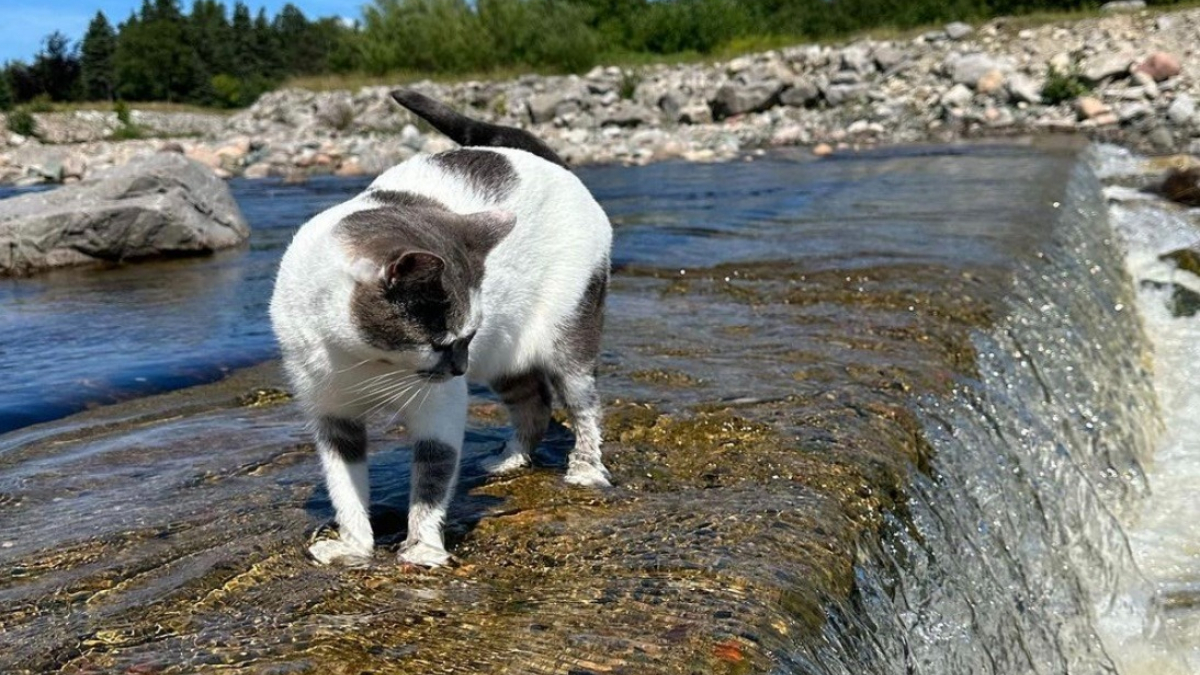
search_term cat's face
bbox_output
[349,248,480,381]
[337,194,513,379]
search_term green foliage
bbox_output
[6,108,38,137]
[110,100,144,139]
[618,69,641,100]
[1041,63,1091,105]
[114,99,132,125]
[81,12,117,100]
[0,74,12,112]
[25,94,55,113]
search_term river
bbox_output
[0,142,1196,674]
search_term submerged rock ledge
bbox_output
[0,6,1199,185]
[0,141,1164,673]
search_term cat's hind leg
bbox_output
[309,417,374,566]
[398,378,467,568]
[553,371,611,488]
[481,370,552,475]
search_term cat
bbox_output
[270,90,612,568]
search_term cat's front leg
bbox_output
[309,416,374,566]
[398,378,467,568]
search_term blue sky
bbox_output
[0,1,363,64]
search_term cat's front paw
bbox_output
[308,539,372,567]
[398,541,452,568]
[564,461,612,488]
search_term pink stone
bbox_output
[1135,52,1182,82]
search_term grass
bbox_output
[34,101,235,116]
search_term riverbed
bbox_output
[0,142,1196,674]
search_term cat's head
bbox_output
[337,194,514,380]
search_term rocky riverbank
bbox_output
[1,4,1199,185]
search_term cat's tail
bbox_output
[390,89,568,169]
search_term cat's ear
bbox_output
[463,209,516,250]
[383,250,444,288]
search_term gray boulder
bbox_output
[1167,94,1196,126]
[945,22,974,40]
[0,152,249,277]
[709,81,783,119]
[947,53,1009,87]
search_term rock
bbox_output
[839,46,875,74]
[596,101,658,127]
[1161,168,1200,206]
[335,159,367,177]
[1147,126,1175,151]
[945,22,974,40]
[709,82,783,119]
[243,162,272,180]
[527,92,568,124]
[949,53,1008,87]
[1135,52,1181,82]
[813,142,834,157]
[1155,16,1175,30]
[780,80,821,107]
[1081,53,1133,83]
[1117,102,1154,123]
[976,69,1007,95]
[822,83,869,106]
[1167,94,1196,126]
[1131,70,1160,98]
[1162,248,1200,275]
[872,45,908,72]
[1006,74,1042,104]
[0,153,248,277]
[942,83,974,107]
[1100,0,1146,11]
[678,103,713,125]
[1074,96,1110,120]
[770,124,808,146]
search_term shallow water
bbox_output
[0,176,372,432]
[0,142,1195,674]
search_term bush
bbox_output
[1041,63,1091,105]
[6,108,38,137]
[25,94,55,113]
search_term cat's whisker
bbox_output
[332,358,373,375]
[365,377,429,419]
[350,379,422,411]
[342,373,425,403]
[346,370,422,392]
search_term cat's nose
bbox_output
[448,338,470,376]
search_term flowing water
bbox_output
[0,142,1196,674]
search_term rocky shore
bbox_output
[1,4,1199,184]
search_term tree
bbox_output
[113,0,202,101]
[31,32,81,101]
[0,70,13,111]
[81,12,117,100]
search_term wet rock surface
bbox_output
[0,153,248,277]
[0,142,1107,673]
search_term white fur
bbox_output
[270,148,612,566]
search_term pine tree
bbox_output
[32,32,81,101]
[80,12,117,100]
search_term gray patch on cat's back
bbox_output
[432,149,517,202]
[559,265,609,366]
[368,190,447,211]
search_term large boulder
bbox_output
[0,152,249,276]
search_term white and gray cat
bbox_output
[270,90,612,568]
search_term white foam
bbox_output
[1096,146,1200,674]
